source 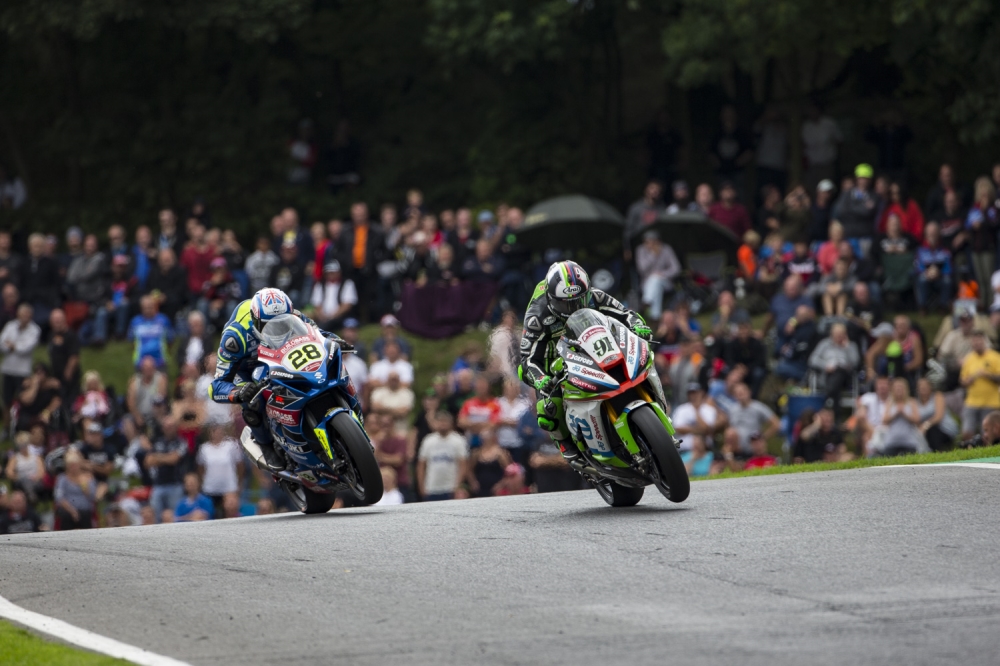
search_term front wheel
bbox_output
[631,405,690,503]
[282,481,337,515]
[329,412,383,505]
[594,480,645,507]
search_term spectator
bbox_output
[963,177,999,311]
[694,183,715,215]
[172,380,206,451]
[937,308,979,388]
[0,490,43,534]
[467,428,513,497]
[72,371,111,425]
[708,181,752,238]
[681,435,714,478]
[736,230,760,287]
[708,105,753,191]
[157,208,185,254]
[0,283,20,331]
[727,383,780,452]
[854,376,891,453]
[371,414,412,502]
[375,467,405,506]
[16,364,64,432]
[106,254,138,339]
[635,231,681,321]
[782,240,820,295]
[666,180,698,214]
[199,256,242,329]
[310,261,358,330]
[866,315,924,381]
[722,320,767,396]
[287,118,318,185]
[833,164,881,253]
[878,181,924,242]
[269,239,307,305]
[875,378,928,456]
[461,238,505,284]
[144,248,188,321]
[1,303,40,409]
[710,427,745,474]
[417,411,469,501]
[932,189,968,254]
[671,383,725,451]
[0,230,23,292]
[196,424,244,516]
[875,214,917,257]
[801,102,842,191]
[816,221,844,276]
[775,305,817,382]
[343,201,387,319]
[496,378,531,467]
[711,291,750,341]
[369,340,414,388]
[370,314,412,362]
[624,180,666,256]
[176,311,212,370]
[809,179,837,243]
[808,323,861,407]
[127,296,174,368]
[175,471,214,521]
[67,235,110,345]
[131,226,156,292]
[75,418,116,484]
[138,415,188,521]
[127,356,168,429]
[767,275,812,344]
[981,411,1000,447]
[0,164,27,209]
[179,221,216,297]
[915,377,958,452]
[370,371,415,436]
[245,236,280,294]
[820,258,856,316]
[54,449,102,530]
[959,330,1000,440]
[743,432,778,469]
[844,282,882,342]
[925,163,969,222]
[795,408,846,463]
[457,375,501,444]
[5,432,45,503]
[22,233,61,327]
[754,106,788,193]
[914,222,952,313]
[776,186,812,241]
[667,339,704,403]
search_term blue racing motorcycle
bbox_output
[241,314,383,513]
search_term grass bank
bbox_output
[0,620,129,666]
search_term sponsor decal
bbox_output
[257,346,279,360]
[266,405,300,426]
[589,415,604,442]
[577,366,611,381]
[298,471,318,483]
[560,284,583,297]
[618,325,627,348]
[314,371,324,380]
[224,337,240,353]
[580,326,604,343]
[565,352,594,365]
[525,315,542,331]
[269,369,296,381]
[520,337,531,351]
[592,291,605,304]
[568,376,598,392]
[279,336,314,354]
[640,342,648,367]
[542,316,557,326]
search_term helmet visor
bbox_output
[549,294,587,317]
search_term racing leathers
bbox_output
[518,283,651,455]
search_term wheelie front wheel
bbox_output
[281,481,337,514]
[631,404,690,503]
[594,479,645,507]
[329,412,383,505]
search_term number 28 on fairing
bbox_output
[286,343,322,370]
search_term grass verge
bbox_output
[0,620,130,666]
[698,444,1000,481]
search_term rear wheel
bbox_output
[329,412,383,505]
[631,405,690,503]
[281,481,337,514]
[594,479,645,507]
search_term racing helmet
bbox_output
[250,288,293,333]
[545,260,591,319]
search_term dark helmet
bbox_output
[544,260,591,319]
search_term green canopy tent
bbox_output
[517,195,625,256]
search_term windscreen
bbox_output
[259,314,311,350]
[564,309,606,339]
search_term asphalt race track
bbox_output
[2,465,999,666]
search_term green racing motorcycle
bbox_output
[544,308,689,507]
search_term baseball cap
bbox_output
[854,163,874,179]
[210,256,227,269]
[342,317,359,329]
[66,226,83,241]
[86,421,103,433]
[380,314,400,328]
[871,322,895,338]
[324,260,342,273]
[643,230,660,242]
[817,179,835,193]
[686,382,703,393]
[478,210,495,224]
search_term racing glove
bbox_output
[534,375,554,395]
[230,381,262,404]
[633,323,653,341]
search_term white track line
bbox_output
[933,462,1000,470]
[0,593,192,666]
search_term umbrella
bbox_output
[517,194,624,254]
[630,212,740,262]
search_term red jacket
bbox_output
[708,202,752,238]
[877,200,925,242]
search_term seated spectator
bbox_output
[5,432,46,503]
[54,449,103,530]
[756,232,789,297]
[1,303,41,410]
[959,330,1000,440]
[915,378,958,452]
[428,243,461,285]
[199,256,242,330]
[457,375,501,444]
[0,283,20,331]
[23,233,61,327]
[710,427,746,475]
[820,258,856,316]
[837,240,879,300]
[981,411,1000,447]
[310,261,358,330]
[667,339,704,403]
[743,432,778,469]
[177,311,212,370]
[783,240,820,294]
[635,231,681,322]
[369,340,415,389]
[144,248,188,321]
[128,296,174,369]
[808,323,861,408]
[711,291,750,341]
[671,383,726,451]
[681,435,714,477]
[666,180,698,214]
[962,177,998,312]
[72,370,112,425]
[873,378,929,456]
[875,214,917,256]
[179,220,216,298]
[727,383,781,452]
[269,239,306,305]
[370,314,413,362]
[175,471,214,521]
[139,415,188,521]
[775,305,817,382]
[196,424,244,517]
[127,356,168,430]
[708,182,752,238]
[66,234,110,346]
[0,490,43,534]
[75,418,116,485]
[461,238,505,283]
[853,376,890,454]
[47,309,80,401]
[794,408,848,463]
[467,428,513,497]
[371,414,412,501]
[844,282,882,343]
[16,363,63,431]
[417,411,469,501]
[767,275,812,346]
[914,222,952,313]
[816,221,844,275]
[736,230,761,288]
[370,371,415,436]
[937,308,979,389]
[866,315,924,381]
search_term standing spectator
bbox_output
[809,180,837,243]
[157,208,186,255]
[915,378,958,452]
[343,201,386,320]
[179,221,216,298]
[708,182,752,238]
[931,190,968,253]
[196,424,244,516]
[624,181,666,258]
[417,412,469,501]
[0,303,40,409]
[370,372,415,436]
[959,330,1000,440]
[694,183,715,215]
[447,208,480,267]
[131,225,156,292]
[820,258,856,316]
[140,415,188,521]
[777,186,812,242]
[144,248,188,321]
[878,182,924,242]
[5,432,45,503]
[496,379,531,467]
[808,323,861,408]
[646,109,683,187]
[854,376,890,452]
[269,239,307,305]
[67,234,110,345]
[198,257,242,329]
[461,238,505,285]
[833,164,881,254]
[372,414,412,502]
[666,180,698,214]
[0,490,43,534]
[722,320,768,396]
[0,283,20,331]
[635,231,681,322]
[0,230,23,292]
[457,375,501,445]
[22,233,61,327]
[369,341,414,388]
[727,382,781,452]
[176,311,212,371]
[310,261,358,330]
[774,305,818,382]
[175,471,214,521]
[107,255,138,339]
[671,383,725,451]
[708,105,753,192]
[127,356,168,430]
[801,102,843,191]
[72,371,111,425]
[754,106,788,193]
[466,428,513,497]
[75,419,115,484]
[54,449,102,530]
[127,296,174,368]
[963,177,999,310]
[914,222,953,313]
[925,164,969,222]
[245,236,280,294]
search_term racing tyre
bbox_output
[631,404,690,503]
[594,479,645,507]
[282,481,337,514]
[330,412,384,505]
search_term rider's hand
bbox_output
[534,375,553,394]
[231,382,261,404]
[634,323,653,341]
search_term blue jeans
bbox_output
[150,484,184,522]
[78,308,108,345]
[915,274,951,309]
[424,492,453,502]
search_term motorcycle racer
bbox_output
[518,260,653,460]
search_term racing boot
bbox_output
[555,437,582,463]
[257,440,285,472]
[242,405,285,472]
